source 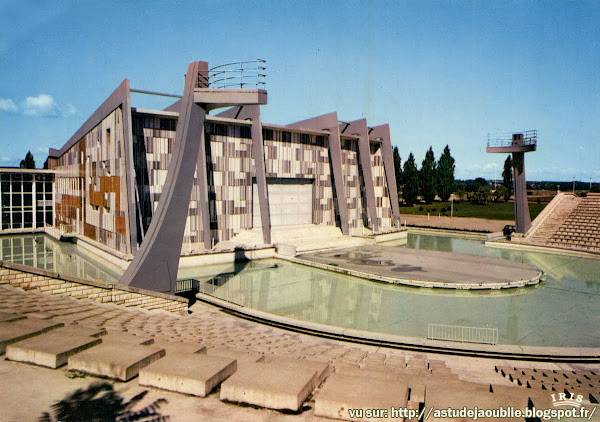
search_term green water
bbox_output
[180,234,600,348]
[2,232,599,347]
[0,234,122,283]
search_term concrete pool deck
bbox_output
[293,244,543,289]
[2,283,600,421]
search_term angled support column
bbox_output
[120,80,138,254]
[288,112,349,235]
[341,119,378,231]
[512,152,531,233]
[247,105,271,244]
[370,124,401,226]
[119,61,209,293]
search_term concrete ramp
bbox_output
[68,343,165,381]
[6,325,105,368]
[314,371,408,421]
[220,359,321,411]
[0,318,64,354]
[139,352,236,397]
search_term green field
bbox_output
[399,201,547,221]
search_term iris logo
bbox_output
[551,392,584,408]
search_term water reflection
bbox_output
[0,234,121,282]
[190,234,600,348]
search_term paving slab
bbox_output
[206,346,265,366]
[426,381,527,421]
[6,325,105,368]
[0,318,64,354]
[151,341,206,355]
[0,311,26,323]
[314,371,408,421]
[139,352,236,397]
[94,331,155,346]
[263,357,331,389]
[220,360,319,411]
[68,343,166,381]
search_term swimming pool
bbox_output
[181,233,600,348]
[2,232,599,348]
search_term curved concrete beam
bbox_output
[119,61,209,293]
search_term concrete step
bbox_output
[139,352,237,397]
[205,346,265,367]
[68,343,166,381]
[5,325,105,368]
[425,380,528,421]
[0,318,65,354]
[220,360,321,411]
[88,331,155,346]
[314,371,408,421]
[0,311,26,323]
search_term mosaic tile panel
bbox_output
[54,108,130,253]
[370,143,393,230]
[263,129,335,226]
[340,138,365,229]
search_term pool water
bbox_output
[2,232,599,347]
[0,234,122,283]
[180,233,600,348]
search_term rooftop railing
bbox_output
[487,130,537,148]
[202,59,266,89]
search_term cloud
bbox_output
[0,94,77,117]
[0,98,18,112]
[22,94,58,116]
[61,103,77,117]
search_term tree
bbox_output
[420,146,436,203]
[39,381,168,422]
[502,155,513,201]
[20,151,36,169]
[471,185,492,205]
[392,146,403,187]
[436,145,455,201]
[43,157,49,169]
[402,152,419,206]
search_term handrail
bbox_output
[487,130,537,148]
[202,59,267,89]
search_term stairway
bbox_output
[527,194,581,245]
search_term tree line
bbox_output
[393,145,456,206]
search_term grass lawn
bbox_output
[399,201,547,221]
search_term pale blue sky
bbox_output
[1,0,598,182]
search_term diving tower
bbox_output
[487,130,537,234]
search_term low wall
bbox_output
[0,260,187,314]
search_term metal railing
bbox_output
[487,130,537,148]
[206,59,266,89]
[428,323,498,345]
[175,278,199,293]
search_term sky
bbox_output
[1,0,598,182]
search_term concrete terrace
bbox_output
[294,244,543,289]
[2,282,600,421]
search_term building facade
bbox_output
[18,61,399,273]
[0,169,54,232]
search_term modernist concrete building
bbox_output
[5,60,401,292]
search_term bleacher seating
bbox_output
[547,193,600,253]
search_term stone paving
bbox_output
[2,283,600,421]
